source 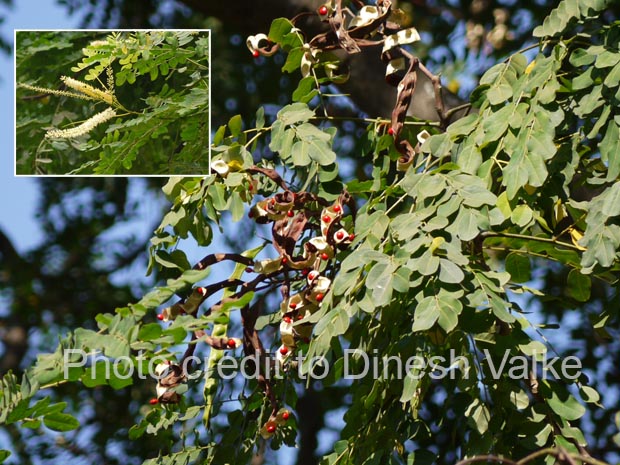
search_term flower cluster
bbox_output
[45,107,117,139]
[19,68,124,141]
[60,75,115,105]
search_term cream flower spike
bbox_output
[45,107,117,139]
[61,76,115,105]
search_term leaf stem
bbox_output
[40,379,70,390]
[310,115,441,127]
[244,126,271,149]
[481,231,582,252]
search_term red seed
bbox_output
[283,316,292,323]
[289,302,297,309]
[279,346,289,355]
[297,314,304,320]
[287,210,294,218]
[267,423,277,433]
[282,257,288,265]
[157,314,164,321]
[149,398,159,405]
[318,5,328,15]
[227,339,236,349]
[316,293,324,302]
[301,269,309,276]
[197,287,206,295]
[322,215,331,223]
[333,205,342,213]
[308,271,318,280]
[321,253,329,260]
[349,233,355,241]
[336,231,345,240]
[388,127,395,136]
[252,50,260,58]
[282,411,290,420]
[245,267,254,273]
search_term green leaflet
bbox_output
[533,0,610,37]
[412,290,463,333]
[42,412,80,432]
[141,447,203,465]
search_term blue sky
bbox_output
[0,0,81,253]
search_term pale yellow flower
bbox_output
[45,107,116,139]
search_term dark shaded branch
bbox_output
[193,252,254,271]
[295,387,323,465]
[207,272,281,314]
[0,228,31,376]
[242,303,279,417]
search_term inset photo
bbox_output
[15,30,210,176]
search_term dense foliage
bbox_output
[2,1,620,465]
[16,30,210,175]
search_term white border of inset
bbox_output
[14,29,211,177]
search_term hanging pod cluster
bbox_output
[248,187,356,363]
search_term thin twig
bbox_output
[454,455,518,465]
[481,231,583,252]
